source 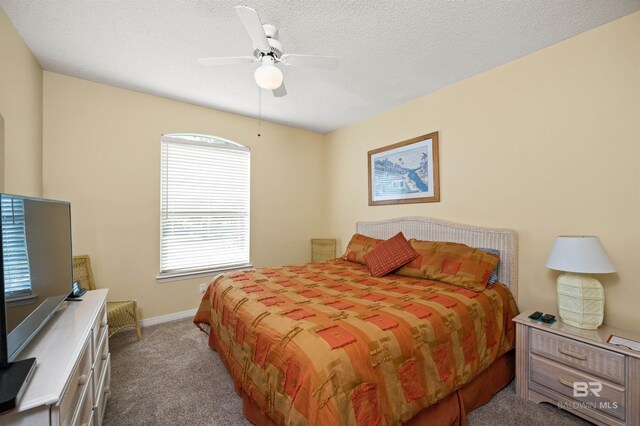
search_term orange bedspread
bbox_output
[194,259,518,425]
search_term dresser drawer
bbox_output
[71,374,93,426]
[94,355,111,426]
[92,329,109,400]
[530,328,625,385]
[92,302,108,360]
[530,354,626,421]
[58,335,93,425]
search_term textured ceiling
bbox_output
[1,1,638,133]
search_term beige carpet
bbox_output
[104,318,591,426]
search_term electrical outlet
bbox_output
[199,283,207,294]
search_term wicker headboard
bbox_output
[356,217,518,300]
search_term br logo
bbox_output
[573,381,602,397]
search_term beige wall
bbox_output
[9,7,640,331]
[43,72,325,319]
[0,8,43,196]
[0,114,4,191]
[325,12,640,332]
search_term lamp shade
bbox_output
[546,236,616,274]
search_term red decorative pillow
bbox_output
[363,232,419,277]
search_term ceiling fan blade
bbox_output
[235,6,271,53]
[197,56,256,66]
[272,82,287,97]
[280,54,339,70]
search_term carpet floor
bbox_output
[104,318,592,426]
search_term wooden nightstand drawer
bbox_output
[531,328,625,385]
[530,354,626,421]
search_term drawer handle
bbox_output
[558,348,587,360]
[78,374,88,386]
[558,378,574,388]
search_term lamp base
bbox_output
[557,272,604,330]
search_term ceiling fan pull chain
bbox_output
[257,86,262,138]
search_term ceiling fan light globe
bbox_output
[254,64,283,90]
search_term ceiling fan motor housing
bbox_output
[254,25,283,59]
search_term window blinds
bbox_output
[1,196,32,297]
[160,135,250,275]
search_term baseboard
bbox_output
[140,308,197,327]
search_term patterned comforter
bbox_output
[194,259,518,425]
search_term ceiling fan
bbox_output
[198,6,339,97]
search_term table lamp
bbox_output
[546,236,616,330]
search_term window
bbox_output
[160,134,250,278]
[1,196,32,298]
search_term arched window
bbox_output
[159,134,250,278]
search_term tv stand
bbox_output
[0,290,111,425]
[0,358,37,413]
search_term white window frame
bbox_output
[158,134,251,282]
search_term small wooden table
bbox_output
[311,238,336,262]
[513,310,640,425]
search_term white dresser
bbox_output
[1,289,111,426]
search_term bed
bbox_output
[194,217,519,425]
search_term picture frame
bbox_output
[368,132,440,206]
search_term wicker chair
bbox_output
[73,254,142,340]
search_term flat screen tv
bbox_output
[0,194,73,367]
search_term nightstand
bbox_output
[311,238,336,262]
[514,310,640,426]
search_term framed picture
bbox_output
[368,132,440,206]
